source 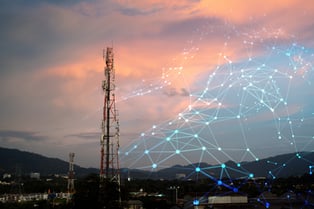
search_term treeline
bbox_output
[0,175,67,194]
[0,173,313,209]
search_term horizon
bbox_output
[2,146,312,171]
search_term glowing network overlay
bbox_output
[118,22,314,207]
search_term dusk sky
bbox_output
[1,0,314,169]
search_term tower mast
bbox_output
[99,47,121,207]
[67,152,75,203]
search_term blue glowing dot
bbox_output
[193,199,199,206]
[265,202,270,208]
[217,180,222,185]
[152,163,157,169]
[249,173,254,178]
[237,163,241,167]
[195,167,201,172]
[166,137,170,141]
[221,164,226,168]
[202,146,206,151]
[176,150,180,154]
[218,147,222,151]
[144,150,149,154]
[174,129,179,134]
[141,133,145,137]
[233,187,238,193]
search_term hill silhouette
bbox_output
[0,147,98,176]
[121,152,314,180]
[1,147,312,179]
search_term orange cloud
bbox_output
[197,0,304,22]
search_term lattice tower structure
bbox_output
[99,47,120,185]
[67,152,75,203]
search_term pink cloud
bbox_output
[1,0,314,167]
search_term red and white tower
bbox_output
[67,152,75,203]
[99,47,120,190]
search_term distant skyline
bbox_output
[0,0,314,168]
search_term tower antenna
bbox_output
[99,47,121,208]
[67,152,75,204]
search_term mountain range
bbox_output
[0,147,98,177]
[0,147,313,179]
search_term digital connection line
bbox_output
[119,22,314,207]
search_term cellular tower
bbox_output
[67,152,75,203]
[99,47,121,206]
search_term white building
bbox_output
[30,172,40,179]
